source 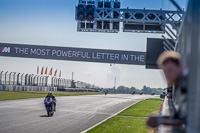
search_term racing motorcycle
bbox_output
[44,97,55,117]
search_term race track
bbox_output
[0,94,153,133]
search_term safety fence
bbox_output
[169,0,200,132]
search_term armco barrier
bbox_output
[0,85,57,91]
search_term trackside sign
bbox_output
[0,43,146,65]
[0,47,10,53]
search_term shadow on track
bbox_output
[39,115,49,117]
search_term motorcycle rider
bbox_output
[105,90,108,96]
[45,92,56,111]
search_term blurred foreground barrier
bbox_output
[171,0,200,132]
[159,96,185,133]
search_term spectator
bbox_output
[147,51,188,128]
[166,86,173,98]
[157,51,183,85]
[166,82,173,98]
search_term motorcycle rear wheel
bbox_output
[47,111,51,117]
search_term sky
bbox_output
[0,0,188,89]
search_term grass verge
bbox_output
[0,91,103,101]
[87,98,163,133]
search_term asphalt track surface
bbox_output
[0,94,153,133]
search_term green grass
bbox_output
[88,116,148,133]
[0,91,103,101]
[119,98,163,117]
[88,98,163,133]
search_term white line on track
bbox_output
[81,97,150,133]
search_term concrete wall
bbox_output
[0,85,57,91]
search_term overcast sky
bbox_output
[0,0,188,89]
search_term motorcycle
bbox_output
[105,90,108,96]
[44,97,55,117]
[139,91,144,95]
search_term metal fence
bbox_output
[174,0,200,132]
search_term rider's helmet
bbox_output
[48,92,52,96]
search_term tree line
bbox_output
[104,85,164,95]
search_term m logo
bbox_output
[0,47,10,53]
